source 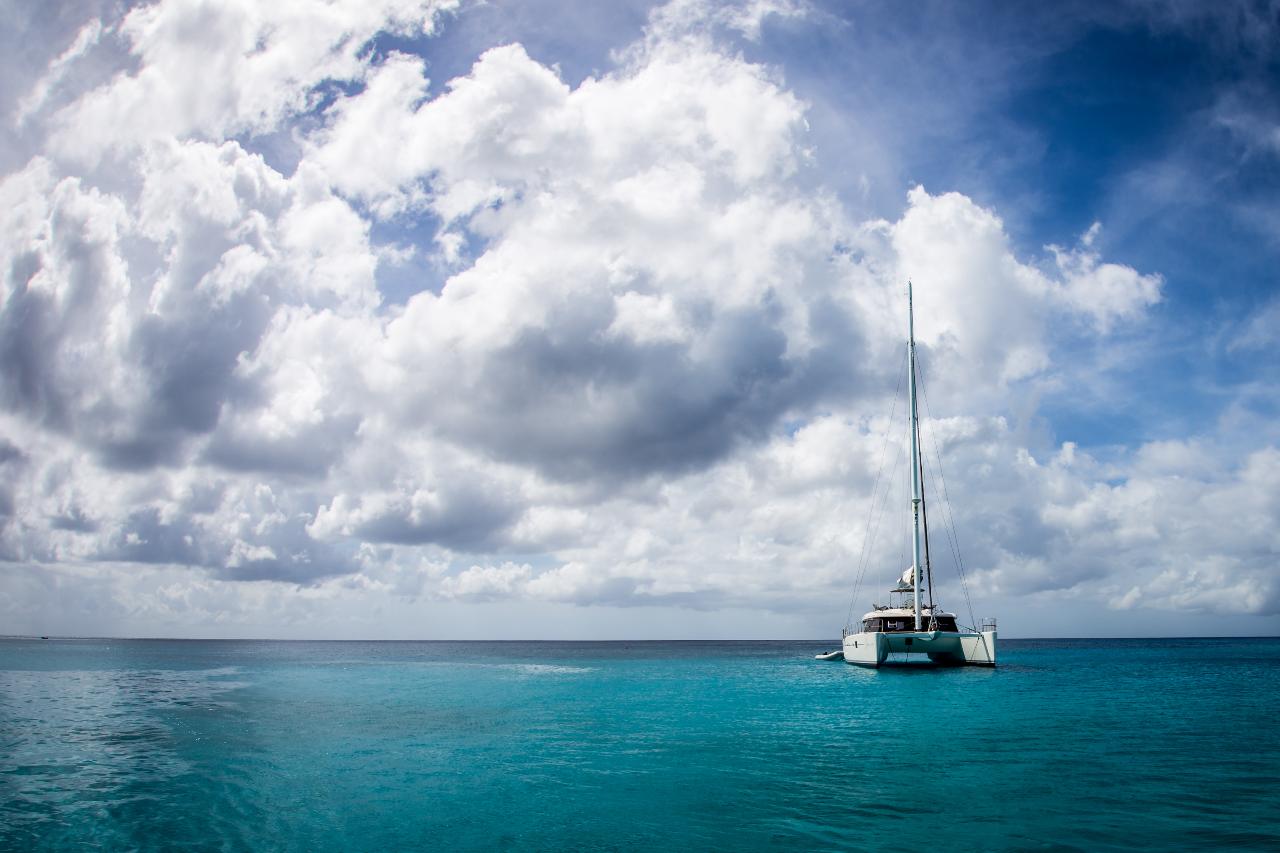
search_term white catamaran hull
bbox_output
[842,630,996,667]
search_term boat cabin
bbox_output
[861,612,959,632]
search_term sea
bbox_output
[1,637,1277,852]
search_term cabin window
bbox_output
[862,617,913,632]
[862,615,960,632]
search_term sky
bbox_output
[1,0,1278,639]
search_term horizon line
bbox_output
[3,634,1278,643]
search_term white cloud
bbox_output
[887,189,1162,399]
[439,561,532,600]
[13,18,104,128]
[1048,223,1163,333]
[308,34,808,219]
[605,291,691,345]
[332,32,839,484]
[44,0,461,164]
[1034,444,1280,616]
[647,0,808,43]
[1229,295,1280,352]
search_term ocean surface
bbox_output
[2,638,1277,852]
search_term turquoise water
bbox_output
[2,638,1277,851]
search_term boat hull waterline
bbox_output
[842,629,996,667]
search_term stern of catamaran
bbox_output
[841,610,996,667]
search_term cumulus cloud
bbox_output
[1047,223,1163,332]
[44,0,461,164]
[885,190,1162,398]
[439,561,532,600]
[1047,444,1280,616]
[0,0,1272,637]
[320,33,859,482]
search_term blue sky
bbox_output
[765,2,1279,445]
[0,0,1277,638]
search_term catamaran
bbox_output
[837,282,996,667]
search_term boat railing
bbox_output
[980,617,997,632]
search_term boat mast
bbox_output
[907,281,923,630]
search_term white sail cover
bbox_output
[899,567,916,587]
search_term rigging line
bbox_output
[916,366,979,630]
[844,344,909,628]
[919,410,977,630]
[915,397,935,612]
[917,397,966,603]
[852,435,905,621]
[897,449,910,600]
[923,437,974,627]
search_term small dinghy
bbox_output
[814,650,844,661]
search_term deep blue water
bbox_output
[2,638,1277,851]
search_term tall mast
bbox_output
[907,281,923,630]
